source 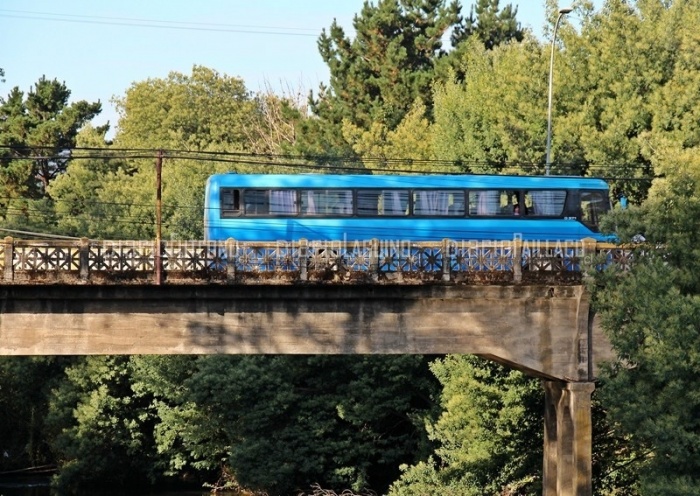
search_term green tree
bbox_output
[452,0,522,50]
[388,355,638,495]
[47,355,438,494]
[0,357,74,473]
[0,77,101,200]
[389,356,543,496]
[47,125,124,238]
[49,66,263,240]
[46,356,172,493]
[179,355,437,495]
[114,66,256,152]
[342,99,436,171]
[434,0,524,84]
[301,0,459,157]
[592,137,700,494]
[112,65,265,239]
[588,5,700,479]
[553,0,692,199]
[432,36,549,174]
[129,356,225,484]
[0,77,102,237]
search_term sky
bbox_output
[1,1,604,137]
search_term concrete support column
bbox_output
[543,380,595,496]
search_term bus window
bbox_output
[244,190,269,215]
[526,190,567,216]
[414,190,464,216]
[580,191,610,231]
[469,190,519,216]
[357,190,380,216]
[301,190,353,215]
[269,190,298,215]
[244,189,298,215]
[357,190,408,216]
[220,188,241,217]
[380,190,409,215]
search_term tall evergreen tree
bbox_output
[300,0,459,157]
[315,0,459,130]
[434,0,524,83]
[452,0,523,50]
[0,77,102,201]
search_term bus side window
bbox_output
[221,188,241,217]
[528,190,567,216]
[468,190,517,216]
[579,191,610,232]
[357,190,380,216]
[329,190,353,215]
[244,190,270,215]
[414,190,460,216]
[380,190,409,216]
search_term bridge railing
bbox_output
[1,237,630,285]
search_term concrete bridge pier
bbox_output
[543,380,595,496]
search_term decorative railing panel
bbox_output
[1,237,627,285]
[13,242,82,271]
[90,243,155,272]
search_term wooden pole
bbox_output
[155,150,163,285]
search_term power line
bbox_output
[0,227,81,240]
[0,144,657,175]
[0,9,320,37]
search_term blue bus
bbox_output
[204,174,613,242]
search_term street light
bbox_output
[545,6,573,175]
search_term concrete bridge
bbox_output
[0,237,630,495]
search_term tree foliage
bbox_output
[452,0,523,50]
[432,36,548,174]
[593,166,700,494]
[314,0,459,130]
[47,66,266,239]
[301,0,460,157]
[589,7,700,486]
[389,355,542,495]
[46,356,164,493]
[41,355,437,495]
[179,355,437,495]
[303,0,524,159]
[0,77,101,200]
[0,357,74,473]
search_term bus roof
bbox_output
[206,173,609,190]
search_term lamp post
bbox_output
[545,6,572,175]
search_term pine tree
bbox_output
[0,77,101,200]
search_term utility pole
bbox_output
[155,150,163,285]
